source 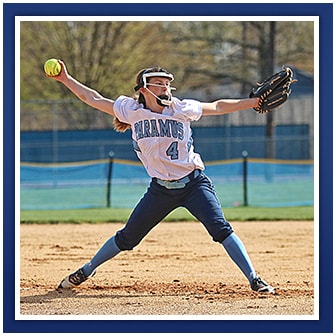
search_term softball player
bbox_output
[51,62,274,293]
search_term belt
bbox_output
[154,169,201,189]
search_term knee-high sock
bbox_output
[82,236,121,277]
[222,232,256,283]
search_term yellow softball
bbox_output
[44,58,61,77]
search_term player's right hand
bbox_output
[46,60,68,82]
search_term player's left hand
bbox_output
[249,66,298,114]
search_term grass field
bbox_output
[20,206,314,224]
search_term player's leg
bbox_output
[183,175,256,281]
[183,174,274,293]
[58,181,178,289]
[114,181,180,251]
[81,235,121,277]
[84,182,178,275]
[58,235,121,289]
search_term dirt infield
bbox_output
[20,220,315,317]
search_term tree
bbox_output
[163,20,314,159]
[250,21,276,159]
[20,21,176,100]
[20,20,314,131]
[20,21,177,129]
[163,20,314,92]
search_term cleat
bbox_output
[58,267,96,289]
[251,276,275,293]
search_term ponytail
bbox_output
[113,117,131,132]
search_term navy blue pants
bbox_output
[115,172,234,250]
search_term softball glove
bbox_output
[249,66,297,114]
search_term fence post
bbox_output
[242,151,248,207]
[106,151,115,208]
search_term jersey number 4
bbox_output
[166,141,179,160]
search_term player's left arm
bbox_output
[201,98,259,116]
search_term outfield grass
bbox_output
[20,206,314,224]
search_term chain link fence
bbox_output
[20,96,314,163]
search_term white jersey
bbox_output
[114,95,205,180]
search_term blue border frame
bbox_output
[4,3,333,333]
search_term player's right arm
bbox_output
[47,60,115,117]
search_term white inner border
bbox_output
[15,16,319,322]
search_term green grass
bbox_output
[20,206,314,224]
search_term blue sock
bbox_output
[82,236,121,277]
[222,232,256,284]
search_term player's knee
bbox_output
[204,219,234,243]
[212,229,234,244]
[115,231,142,251]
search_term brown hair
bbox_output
[113,117,131,132]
